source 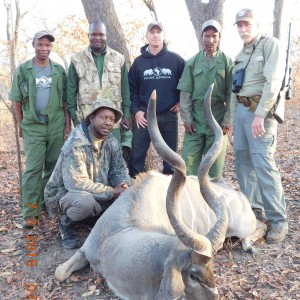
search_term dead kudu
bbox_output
[55,84,266,300]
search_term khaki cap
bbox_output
[33,30,55,42]
[234,8,254,25]
[86,99,123,124]
[202,20,221,33]
[147,21,164,32]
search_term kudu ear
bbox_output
[154,261,185,300]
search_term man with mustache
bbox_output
[44,99,131,249]
[67,21,132,161]
[229,8,288,243]
[178,20,233,178]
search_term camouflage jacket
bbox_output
[71,46,125,123]
[44,123,131,210]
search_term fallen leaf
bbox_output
[81,290,94,297]
[14,222,23,229]
[1,248,16,253]
[0,271,15,277]
[7,275,14,283]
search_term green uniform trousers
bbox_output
[21,112,65,218]
[182,131,228,178]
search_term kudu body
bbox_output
[55,85,266,299]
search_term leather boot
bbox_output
[59,214,81,249]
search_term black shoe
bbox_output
[59,214,81,249]
[22,217,38,229]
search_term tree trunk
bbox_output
[80,0,131,67]
[185,0,225,49]
[273,0,284,39]
[4,0,25,191]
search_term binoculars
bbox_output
[232,68,245,93]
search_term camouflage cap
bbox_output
[147,21,164,32]
[33,30,55,42]
[234,8,254,25]
[202,20,221,33]
[86,99,123,124]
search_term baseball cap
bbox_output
[147,21,164,32]
[33,30,55,42]
[234,8,254,25]
[201,20,221,33]
[86,99,123,124]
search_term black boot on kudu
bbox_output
[59,214,81,249]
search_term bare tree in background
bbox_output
[3,0,27,189]
[273,0,284,39]
[142,0,158,20]
[80,0,131,66]
[185,0,225,49]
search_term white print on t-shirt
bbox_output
[36,76,52,88]
[143,67,172,79]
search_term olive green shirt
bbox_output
[178,48,233,133]
[230,34,285,124]
[9,58,66,122]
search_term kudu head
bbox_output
[147,84,227,300]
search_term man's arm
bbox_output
[120,63,132,129]
[9,67,24,137]
[62,72,71,139]
[14,102,23,137]
[67,62,79,126]
[108,139,131,187]
[62,148,114,200]
[121,63,131,118]
[128,62,140,116]
[255,37,285,118]
[180,91,195,134]
[222,55,234,130]
[63,102,71,139]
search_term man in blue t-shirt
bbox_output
[128,21,185,177]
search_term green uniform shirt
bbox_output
[178,49,233,133]
[67,47,131,122]
[9,58,66,121]
[230,34,285,124]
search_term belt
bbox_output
[237,95,261,111]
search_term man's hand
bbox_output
[135,111,147,129]
[113,181,128,198]
[121,117,132,130]
[170,102,180,113]
[64,124,71,140]
[229,127,234,144]
[184,122,196,135]
[222,126,230,135]
[252,116,265,138]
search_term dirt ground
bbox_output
[0,99,299,300]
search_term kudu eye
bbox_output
[190,270,201,283]
[190,273,199,282]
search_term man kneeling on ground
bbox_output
[44,99,131,249]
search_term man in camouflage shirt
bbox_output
[45,99,131,249]
[67,21,132,159]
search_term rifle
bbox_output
[273,23,292,124]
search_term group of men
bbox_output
[9,8,288,249]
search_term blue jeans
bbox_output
[233,104,288,228]
[128,111,178,177]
